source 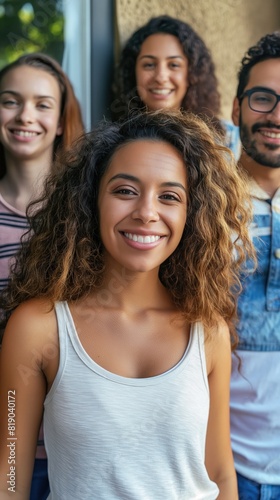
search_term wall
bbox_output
[116,0,280,119]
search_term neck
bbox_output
[97,264,174,314]
[239,150,280,198]
[0,154,52,212]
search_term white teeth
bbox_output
[262,131,280,139]
[124,233,161,243]
[13,130,38,137]
[151,89,171,95]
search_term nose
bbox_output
[132,195,160,224]
[268,101,280,121]
[154,63,169,84]
[15,102,35,124]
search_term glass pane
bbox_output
[0,0,64,67]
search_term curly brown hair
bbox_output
[112,15,222,131]
[0,110,254,341]
[0,52,84,179]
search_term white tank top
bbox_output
[44,301,219,499]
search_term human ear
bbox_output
[56,120,63,137]
[232,97,240,126]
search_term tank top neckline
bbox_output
[59,301,202,387]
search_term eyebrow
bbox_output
[0,90,57,101]
[138,55,185,60]
[248,86,276,93]
[108,173,187,193]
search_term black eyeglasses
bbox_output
[239,87,280,113]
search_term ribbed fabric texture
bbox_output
[44,301,219,499]
[0,194,28,290]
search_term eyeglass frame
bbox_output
[239,86,280,113]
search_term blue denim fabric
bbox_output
[30,458,49,500]
[222,120,241,160]
[237,191,280,351]
[237,472,280,500]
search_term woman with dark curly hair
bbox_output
[0,110,252,499]
[113,15,240,156]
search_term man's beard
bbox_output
[239,116,280,168]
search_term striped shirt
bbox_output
[0,193,28,291]
[0,193,47,460]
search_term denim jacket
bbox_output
[222,120,241,160]
[237,179,280,351]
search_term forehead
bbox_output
[0,65,61,97]
[246,58,280,94]
[139,33,186,58]
[106,139,187,182]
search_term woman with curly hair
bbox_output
[0,110,252,499]
[113,15,240,156]
[0,52,84,499]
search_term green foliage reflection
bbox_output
[0,0,64,68]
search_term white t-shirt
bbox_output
[230,350,280,484]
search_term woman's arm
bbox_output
[205,321,238,499]
[0,300,57,499]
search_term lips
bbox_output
[150,89,172,95]
[11,129,39,137]
[253,122,280,138]
[261,130,280,139]
[124,232,161,244]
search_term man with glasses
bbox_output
[230,32,280,499]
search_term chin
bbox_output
[123,261,160,274]
[148,102,170,111]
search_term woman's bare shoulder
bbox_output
[8,297,56,322]
[204,318,231,374]
[2,298,58,353]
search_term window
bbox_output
[0,0,64,65]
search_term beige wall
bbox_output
[116,0,280,120]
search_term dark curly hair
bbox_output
[113,15,222,129]
[237,31,280,99]
[0,110,254,341]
